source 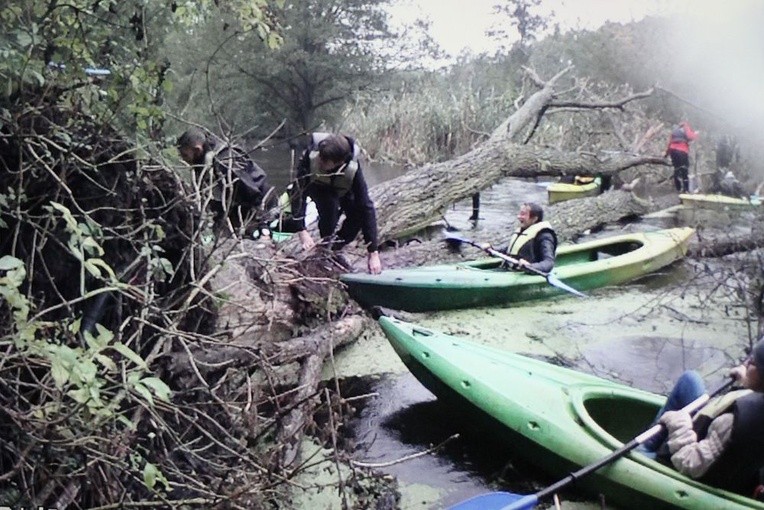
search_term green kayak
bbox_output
[379,316,764,510]
[341,227,694,312]
[547,176,601,204]
[679,193,761,211]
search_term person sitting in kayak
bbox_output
[483,202,557,273]
[640,335,764,498]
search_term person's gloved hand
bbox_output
[661,410,696,453]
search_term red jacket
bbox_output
[666,123,699,154]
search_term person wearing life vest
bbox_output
[639,335,764,499]
[719,170,747,199]
[177,127,275,236]
[289,133,381,274]
[664,121,699,193]
[484,202,556,273]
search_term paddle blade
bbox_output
[546,274,587,298]
[443,232,469,253]
[447,491,537,510]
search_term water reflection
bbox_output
[343,373,552,508]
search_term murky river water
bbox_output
[256,148,756,509]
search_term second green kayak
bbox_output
[341,227,694,312]
[379,316,764,510]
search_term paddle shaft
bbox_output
[453,236,548,277]
[444,233,586,298]
[504,378,736,510]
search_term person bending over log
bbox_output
[639,335,764,499]
[482,202,557,273]
[177,127,275,237]
[287,133,381,274]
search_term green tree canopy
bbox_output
[167,0,406,138]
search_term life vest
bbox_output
[306,132,359,197]
[692,391,764,495]
[507,221,557,262]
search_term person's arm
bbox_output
[348,168,381,274]
[685,124,700,141]
[661,410,734,479]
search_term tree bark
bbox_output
[276,316,366,468]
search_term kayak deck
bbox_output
[341,227,694,311]
[548,177,602,204]
[379,317,764,510]
[679,193,760,210]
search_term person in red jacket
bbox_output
[665,121,699,193]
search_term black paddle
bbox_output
[443,232,586,298]
[449,377,736,510]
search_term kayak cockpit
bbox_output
[569,385,663,446]
[462,240,646,273]
[557,240,644,267]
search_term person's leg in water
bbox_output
[469,193,480,221]
[638,370,705,456]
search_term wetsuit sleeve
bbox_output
[668,412,734,479]
[288,150,312,231]
[528,231,556,273]
[352,168,379,252]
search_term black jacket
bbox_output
[289,134,379,252]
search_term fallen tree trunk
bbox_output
[372,142,666,240]
[690,224,764,258]
[370,67,665,242]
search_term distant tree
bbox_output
[1,0,278,139]
[183,0,400,136]
[487,0,554,60]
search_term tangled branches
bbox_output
[0,98,369,508]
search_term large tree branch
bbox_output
[549,87,655,110]
[371,140,667,240]
[369,69,665,243]
[490,66,573,141]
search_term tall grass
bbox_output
[342,64,519,165]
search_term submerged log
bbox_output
[690,223,764,258]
